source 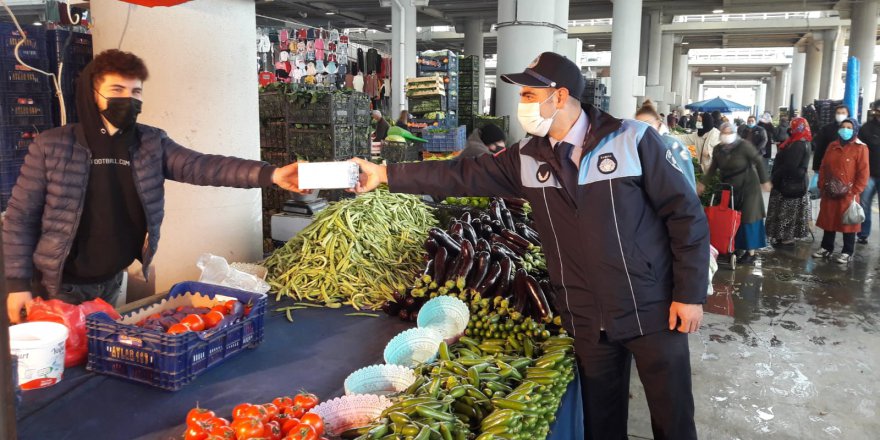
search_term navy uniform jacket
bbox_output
[388,104,709,341]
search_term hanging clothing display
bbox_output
[330,29,340,41]
[315,37,325,61]
[353,73,365,92]
[307,28,318,40]
[279,29,289,43]
[357,49,365,74]
[384,79,391,97]
[345,72,354,89]
[297,28,307,41]
[258,34,271,53]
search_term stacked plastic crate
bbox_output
[458,55,480,133]
[1,24,53,211]
[47,29,93,126]
[413,50,459,129]
[582,78,609,113]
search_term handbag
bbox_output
[824,177,852,199]
[842,197,866,225]
[779,172,807,198]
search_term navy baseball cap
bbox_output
[500,52,585,98]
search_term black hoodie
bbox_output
[62,62,147,284]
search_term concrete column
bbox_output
[802,32,823,106]
[646,10,662,87]
[756,82,767,117]
[776,66,789,113]
[554,0,569,47]
[463,19,486,114]
[874,67,880,101]
[676,52,689,106]
[638,13,651,77]
[497,0,557,140]
[790,46,807,112]
[391,0,417,113]
[765,75,776,115]
[658,32,675,113]
[848,0,880,121]
[609,0,643,118]
[830,26,846,99]
[671,45,682,107]
[689,69,700,102]
[698,80,705,101]
[820,27,841,99]
[90,0,262,292]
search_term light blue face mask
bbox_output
[747,122,756,128]
[839,128,854,141]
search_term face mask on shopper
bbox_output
[96,91,142,130]
[721,133,738,145]
[696,122,703,129]
[835,113,848,123]
[838,128,854,141]
[518,91,560,137]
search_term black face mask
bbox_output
[96,91,142,130]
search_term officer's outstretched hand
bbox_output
[350,158,387,193]
[669,301,703,333]
[273,162,312,194]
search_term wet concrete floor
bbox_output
[627,204,880,439]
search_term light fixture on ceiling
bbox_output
[587,44,596,49]
[326,11,335,15]
[712,9,724,14]
[32,21,43,26]
[385,24,392,28]
[417,26,423,32]
[714,69,720,72]
[681,41,689,45]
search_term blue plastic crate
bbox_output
[46,30,93,67]
[0,61,51,94]
[86,281,267,391]
[0,23,46,64]
[0,93,52,126]
[423,125,467,152]
[2,126,44,157]
[0,150,26,193]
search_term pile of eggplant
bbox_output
[383,198,556,324]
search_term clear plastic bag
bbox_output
[196,253,270,294]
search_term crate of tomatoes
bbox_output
[183,392,326,440]
[85,281,267,391]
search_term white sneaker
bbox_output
[812,249,833,259]
[836,254,852,264]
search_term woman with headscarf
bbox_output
[812,118,870,264]
[766,117,813,247]
[697,112,721,171]
[711,111,724,130]
[698,122,772,264]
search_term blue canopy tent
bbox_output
[685,97,751,113]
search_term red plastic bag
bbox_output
[27,298,121,367]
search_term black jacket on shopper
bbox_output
[812,122,842,172]
[857,118,880,178]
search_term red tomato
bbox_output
[280,417,300,435]
[262,403,279,420]
[232,418,266,439]
[210,417,230,427]
[244,304,253,316]
[265,421,283,440]
[181,314,206,332]
[283,405,305,418]
[298,413,324,437]
[242,404,271,423]
[210,305,228,315]
[184,425,208,440]
[233,403,255,420]
[168,323,190,335]
[284,424,317,440]
[203,311,225,329]
[292,393,319,411]
[187,407,216,427]
[224,300,238,313]
[209,425,235,439]
[272,396,295,409]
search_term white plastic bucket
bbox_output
[9,322,68,390]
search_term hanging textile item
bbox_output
[297,28,307,41]
[279,29,289,43]
[315,37,325,61]
[353,73,365,92]
[257,34,271,53]
[357,48,365,74]
[326,61,338,75]
[340,34,349,44]
[307,28,318,40]
[330,29,340,41]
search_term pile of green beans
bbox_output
[265,189,437,310]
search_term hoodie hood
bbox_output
[74,61,109,149]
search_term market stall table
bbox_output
[17,305,583,440]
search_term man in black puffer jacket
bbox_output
[857,101,880,244]
[3,50,304,323]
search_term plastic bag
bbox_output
[843,197,866,225]
[808,173,820,200]
[197,253,270,294]
[27,298,120,367]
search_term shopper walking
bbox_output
[371,110,390,141]
[636,100,697,190]
[758,112,777,164]
[346,52,708,440]
[856,102,880,244]
[395,110,410,129]
[697,112,721,170]
[3,50,304,323]
[458,124,507,159]
[766,117,813,247]
[743,115,769,160]
[813,118,870,264]
[698,122,772,265]
[812,105,850,173]
[775,116,791,145]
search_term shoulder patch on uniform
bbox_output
[536,163,552,183]
[597,153,618,174]
[666,149,683,173]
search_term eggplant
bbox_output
[476,262,502,295]
[424,259,435,278]
[409,310,419,322]
[461,221,478,245]
[460,211,472,224]
[490,220,504,234]
[471,218,483,229]
[398,309,411,321]
[434,247,449,284]
[446,253,463,284]
[429,228,461,255]
[479,214,492,224]
[424,238,439,255]
[538,279,559,313]
[475,238,491,254]
[392,289,406,303]
[490,243,519,261]
[382,301,402,316]
[524,274,553,320]
[495,197,508,210]
[489,200,503,223]
[449,221,465,238]
[481,224,494,240]
[404,296,417,309]
[490,235,527,257]
[512,268,531,315]
[490,257,513,297]
[501,229,532,250]
[501,208,516,231]
[452,240,475,283]
[466,251,491,290]
[501,197,523,208]
[516,223,541,246]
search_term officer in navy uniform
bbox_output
[349,52,709,440]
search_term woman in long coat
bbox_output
[813,118,870,264]
[698,122,771,265]
[766,117,813,246]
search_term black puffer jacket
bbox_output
[3,124,276,296]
